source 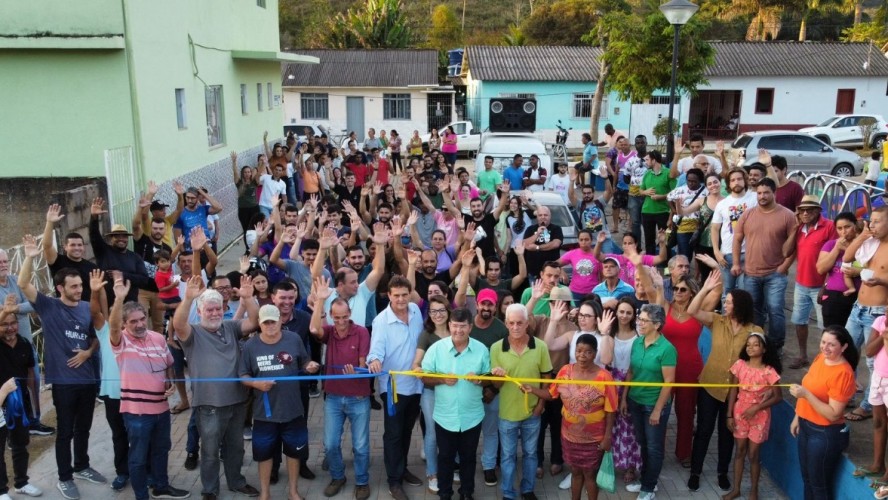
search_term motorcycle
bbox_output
[552,120,572,163]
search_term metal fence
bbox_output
[8,234,54,375]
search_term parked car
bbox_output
[798,114,888,149]
[513,190,579,250]
[474,133,553,176]
[420,120,481,155]
[730,131,864,177]
[282,123,324,141]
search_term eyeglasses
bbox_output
[637,318,652,324]
[429,309,448,316]
[798,207,819,213]
[672,286,689,293]
[577,313,595,319]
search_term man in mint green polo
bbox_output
[520,261,571,316]
[490,303,553,500]
[421,308,490,500]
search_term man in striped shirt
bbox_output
[109,278,189,500]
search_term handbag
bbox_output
[596,450,616,493]
[689,196,714,250]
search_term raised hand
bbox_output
[674,136,685,153]
[46,204,65,223]
[372,181,383,195]
[184,276,202,300]
[90,197,108,216]
[138,192,152,208]
[239,255,250,274]
[173,180,185,195]
[2,295,17,315]
[371,223,389,246]
[598,308,615,333]
[450,178,461,195]
[551,300,568,322]
[530,279,545,300]
[390,217,404,238]
[89,270,106,292]
[464,222,477,242]
[189,227,208,250]
[406,210,419,227]
[703,270,722,291]
[237,275,254,299]
[597,231,607,245]
[360,184,372,197]
[280,230,296,245]
[147,180,159,196]
[112,276,131,300]
[230,151,238,163]
[320,226,339,249]
[406,249,419,267]
[715,140,725,156]
[176,234,185,249]
[314,276,333,301]
[757,148,771,165]
[436,179,448,193]
[22,234,39,258]
[501,180,511,194]
[656,229,666,245]
[514,240,526,255]
[694,253,718,270]
[295,222,308,240]
[460,249,475,267]
[308,193,320,211]
[263,131,269,140]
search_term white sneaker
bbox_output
[15,483,43,497]
[638,491,656,500]
[421,448,426,460]
[558,473,572,490]
[427,477,438,494]
[626,482,658,493]
[0,493,12,500]
[453,470,460,484]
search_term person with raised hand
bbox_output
[173,275,260,499]
[18,234,102,499]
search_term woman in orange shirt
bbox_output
[790,326,858,500]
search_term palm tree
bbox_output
[502,25,526,46]
[798,0,844,41]
[717,0,788,41]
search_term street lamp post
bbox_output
[659,0,698,162]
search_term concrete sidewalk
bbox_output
[25,387,786,500]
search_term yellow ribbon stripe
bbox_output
[386,370,792,412]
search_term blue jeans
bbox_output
[676,232,693,261]
[498,415,541,499]
[719,254,744,304]
[481,395,500,471]
[324,395,371,486]
[846,303,886,413]
[628,399,672,493]
[259,205,273,218]
[186,409,199,454]
[123,412,171,500]
[420,389,438,478]
[628,195,644,240]
[797,418,849,500]
[743,272,789,349]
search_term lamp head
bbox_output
[659,0,699,25]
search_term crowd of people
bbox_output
[0,125,886,500]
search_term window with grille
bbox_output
[205,85,224,147]
[383,93,411,120]
[572,93,608,119]
[301,93,329,119]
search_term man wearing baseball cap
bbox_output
[469,288,509,487]
[592,257,634,308]
[782,195,836,369]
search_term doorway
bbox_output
[346,97,365,141]
[836,89,855,114]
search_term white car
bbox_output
[282,123,324,142]
[474,133,553,175]
[799,114,888,149]
[420,120,481,155]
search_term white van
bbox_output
[473,133,553,174]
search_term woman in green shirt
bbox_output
[620,304,676,499]
[639,151,677,256]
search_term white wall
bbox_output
[682,76,888,127]
[282,87,439,140]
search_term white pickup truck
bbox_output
[420,121,481,155]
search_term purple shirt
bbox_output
[321,323,371,397]
[821,239,861,292]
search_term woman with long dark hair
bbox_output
[428,128,442,152]
[496,193,533,277]
[232,151,259,251]
[609,297,642,484]
[412,296,452,493]
[815,212,860,329]
[441,125,458,166]
[790,326,857,499]
[686,271,763,493]
[389,129,403,173]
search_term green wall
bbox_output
[0,0,123,36]
[0,51,135,177]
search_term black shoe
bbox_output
[521,493,538,500]
[389,484,408,500]
[270,470,279,485]
[229,484,259,497]
[151,485,191,498]
[483,469,497,486]
[460,495,474,500]
[184,452,198,471]
[324,478,347,497]
[718,474,731,491]
[309,386,321,398]
[29,422,55,436]
[201,495,216,500]
[687,474,700,492]
[402,469,422,487]
[370,396,382,411]
[300,464,316,480]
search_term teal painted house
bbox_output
[458,46,632,149]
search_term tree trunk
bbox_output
[854,0,862,25]
[799,16,808,41]
[590,60,609,143]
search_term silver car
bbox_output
[730,131,864,177]
[518,190,579,250]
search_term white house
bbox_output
[630,41,888,142]
[281,49,451,143]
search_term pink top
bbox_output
[730,359,780,407]
[433,211,460,246]
[441,131,458,154]
[604,254,655,288]
[873,316,888,376]
[112,330,174,415]
[820,239,861,292]
[389,136,402,153]
[561,248,601,293]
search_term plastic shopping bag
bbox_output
[596,450,616,493]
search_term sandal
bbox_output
[855,466,885,478]
[170,405,190,415]
[876,485,888,499]
[847,408,874,422]
[871,479,888,489]
[680,458,692,469]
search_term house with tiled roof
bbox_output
[281,49,449,142]
[456,42,888,147]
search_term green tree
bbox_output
[427,5,463,52]
[322,0,414,49]
[521,0,600,45]
[841,1,888,47]
[797,0,844,41]
[600,12,715,103]
[502,25,527,46]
